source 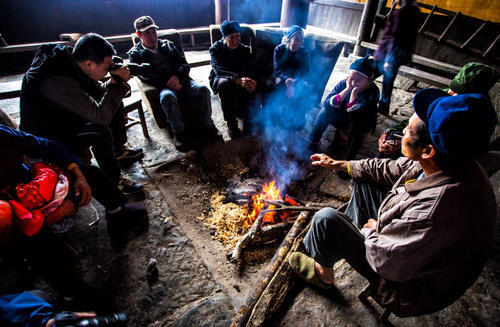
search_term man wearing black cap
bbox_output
[128,16,221,151]
[209,21,258,139]
[290,88,497,317]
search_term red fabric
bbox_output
[5,163,66,236]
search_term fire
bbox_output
[244,181,299,227]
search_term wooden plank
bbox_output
[397,65,451,89]
[484,33,500,57]
[0,80,22,100]
[360,41,460,75]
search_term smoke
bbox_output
[252,61,321,191]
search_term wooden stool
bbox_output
[123,97,149,139]
[358,283,393,324]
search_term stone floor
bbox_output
[0,54,499,327]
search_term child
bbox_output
[309,56,379,160]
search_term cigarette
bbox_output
[391,134,403,139]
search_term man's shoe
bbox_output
[118,177,143,196]
[117,146,144,166]
[206,125,223,142]
[173,131,193,152]
[106,203,148,251]
[289,252,333,289]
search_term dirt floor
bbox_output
[1,56,499,327]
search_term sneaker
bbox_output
[118,177,143,196]
[117,146,144,166]
[106,203,148,251]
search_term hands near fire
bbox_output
[363,218,377,230]
[167,75,182,91]
[310,153,349,172]
[378,133,401,155]
[285,78,295,98]
[236,77,257,92]
[67,164,91,207]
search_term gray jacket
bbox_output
[350,157,496,316]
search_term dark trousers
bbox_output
[374,59,402,106]
[304,207,378,282]
[80,165,126,211]
[159,80,214,135]
[310,105,367,160]
[13,228,88,297]
[63,108,127,184]
[344,182,387,229]
[217,79,252,128]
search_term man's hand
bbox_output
[109,66,131,83]
[67,164,91,206]
[363,218,377,230]
[345,76,355,91]
[378,133,401,155]
[310,153,349,171]
[166,75,182,91]
[241,77,257,92]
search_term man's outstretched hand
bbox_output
[310,153,349,171]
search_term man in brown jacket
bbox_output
[289,88,497,316]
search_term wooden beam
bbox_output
[438,12,461,42]
[461,21,488,50]
[418,5,437,34]
[484,33,500,58]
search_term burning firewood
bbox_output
[231,210,313,327]
[230,205,321,264]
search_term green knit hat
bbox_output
[449,62,499,94]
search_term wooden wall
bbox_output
[308,0,364,36]
[0,0,282,45]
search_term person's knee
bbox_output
[313,207,341,227]
[160,91,177,105]
[0,200,14,246]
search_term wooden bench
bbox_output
[359,41,457,89]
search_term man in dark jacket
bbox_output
[128,16,221,151]
[291,89,497,317]
[209,21,258,138]
[19,33,143,195]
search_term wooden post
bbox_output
[215,0,230,24]
[354,0,379,56]
[280,0,310,28]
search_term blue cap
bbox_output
[285,25,303,41]
[220,21,240,39]
[349,56,376,80]
[413,88,497,159]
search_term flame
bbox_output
[244,181,298,227]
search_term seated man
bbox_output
[209,20,258,138]
[128,16,221,151]
[0,124,148,303]
[309,56,380,160]
[290,89,497,317]
[19,33,143,195]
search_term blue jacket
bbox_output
[0,292,53,327]
[0,124,81,190]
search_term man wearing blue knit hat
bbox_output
[291,88,497,317]
[209,21,258,138]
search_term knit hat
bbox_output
[449,62,499,94]
[285,25,303,41]
[134,16,159,33]
[220,21,240,39]
[413,88,497,159]
[349,56,376,80]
